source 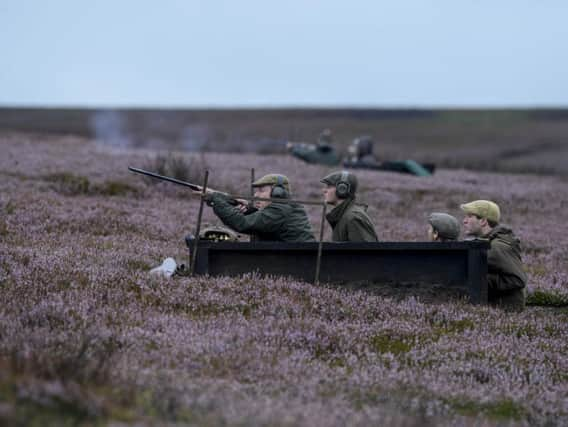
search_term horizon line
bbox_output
[1,103,568,111]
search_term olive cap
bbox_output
[252,174,291,193]
[460,200,500,224]
[428,212,460,240]
[320,171,358,196]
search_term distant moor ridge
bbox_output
[1,107,567,175]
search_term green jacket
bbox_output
[207,193,315,242]
[289,143,341,166]
[485,225,527,311]
[325,198,378,242]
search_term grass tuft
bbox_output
[143,153,208,185]
[369,334,413,355]
[44,172,90,196]
[4,200,16,214]
[449,398,527,421]
[92,180,139,197]
[527,290,568,307]
[0,219,8,236]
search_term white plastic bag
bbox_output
[149,257,177,278]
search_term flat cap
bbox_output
[320,171,358,196]
[460,200,500,224]
[428,212,460,240]
[252,174,291,192]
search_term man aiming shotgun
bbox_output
[200,173,315,242]
[129,167,316,242]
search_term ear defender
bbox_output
[335,171,351,199]
[271,175,289,199]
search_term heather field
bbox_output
[1,132,567,426]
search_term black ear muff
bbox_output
[271,175,288,199]
[335,171,351,199]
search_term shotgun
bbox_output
[128,166,323,206]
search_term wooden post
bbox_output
[314,201,327,284]
[190,170,209,275]
[250,168,256,242]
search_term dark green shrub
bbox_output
[44,172,90,196]
[527,290,568,307]
[93,180,139,197]
[143,153,208,185]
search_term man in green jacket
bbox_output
[321,171,378,242]
[461,200,527,311]
[203,174,315,242]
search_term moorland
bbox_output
[0,107,567,425]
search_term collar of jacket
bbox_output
[326,197,355,227]
[484,224,513,239]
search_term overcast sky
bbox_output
[1,0,567,108]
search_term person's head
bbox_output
[251,174,291,209]
[318,128,333,144]
[348,136,374,158]
[320,171,358,205]
[460,200,500,237]
[427,212,460,241]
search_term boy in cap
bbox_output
[461,200,527,311]
[427,212,460,241]
[321,171,378,242]
[202,174,315,242]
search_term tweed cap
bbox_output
[460,200,500,224]
[252,174,291,193]
[320,171,358,196]
[428,212,460,240]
